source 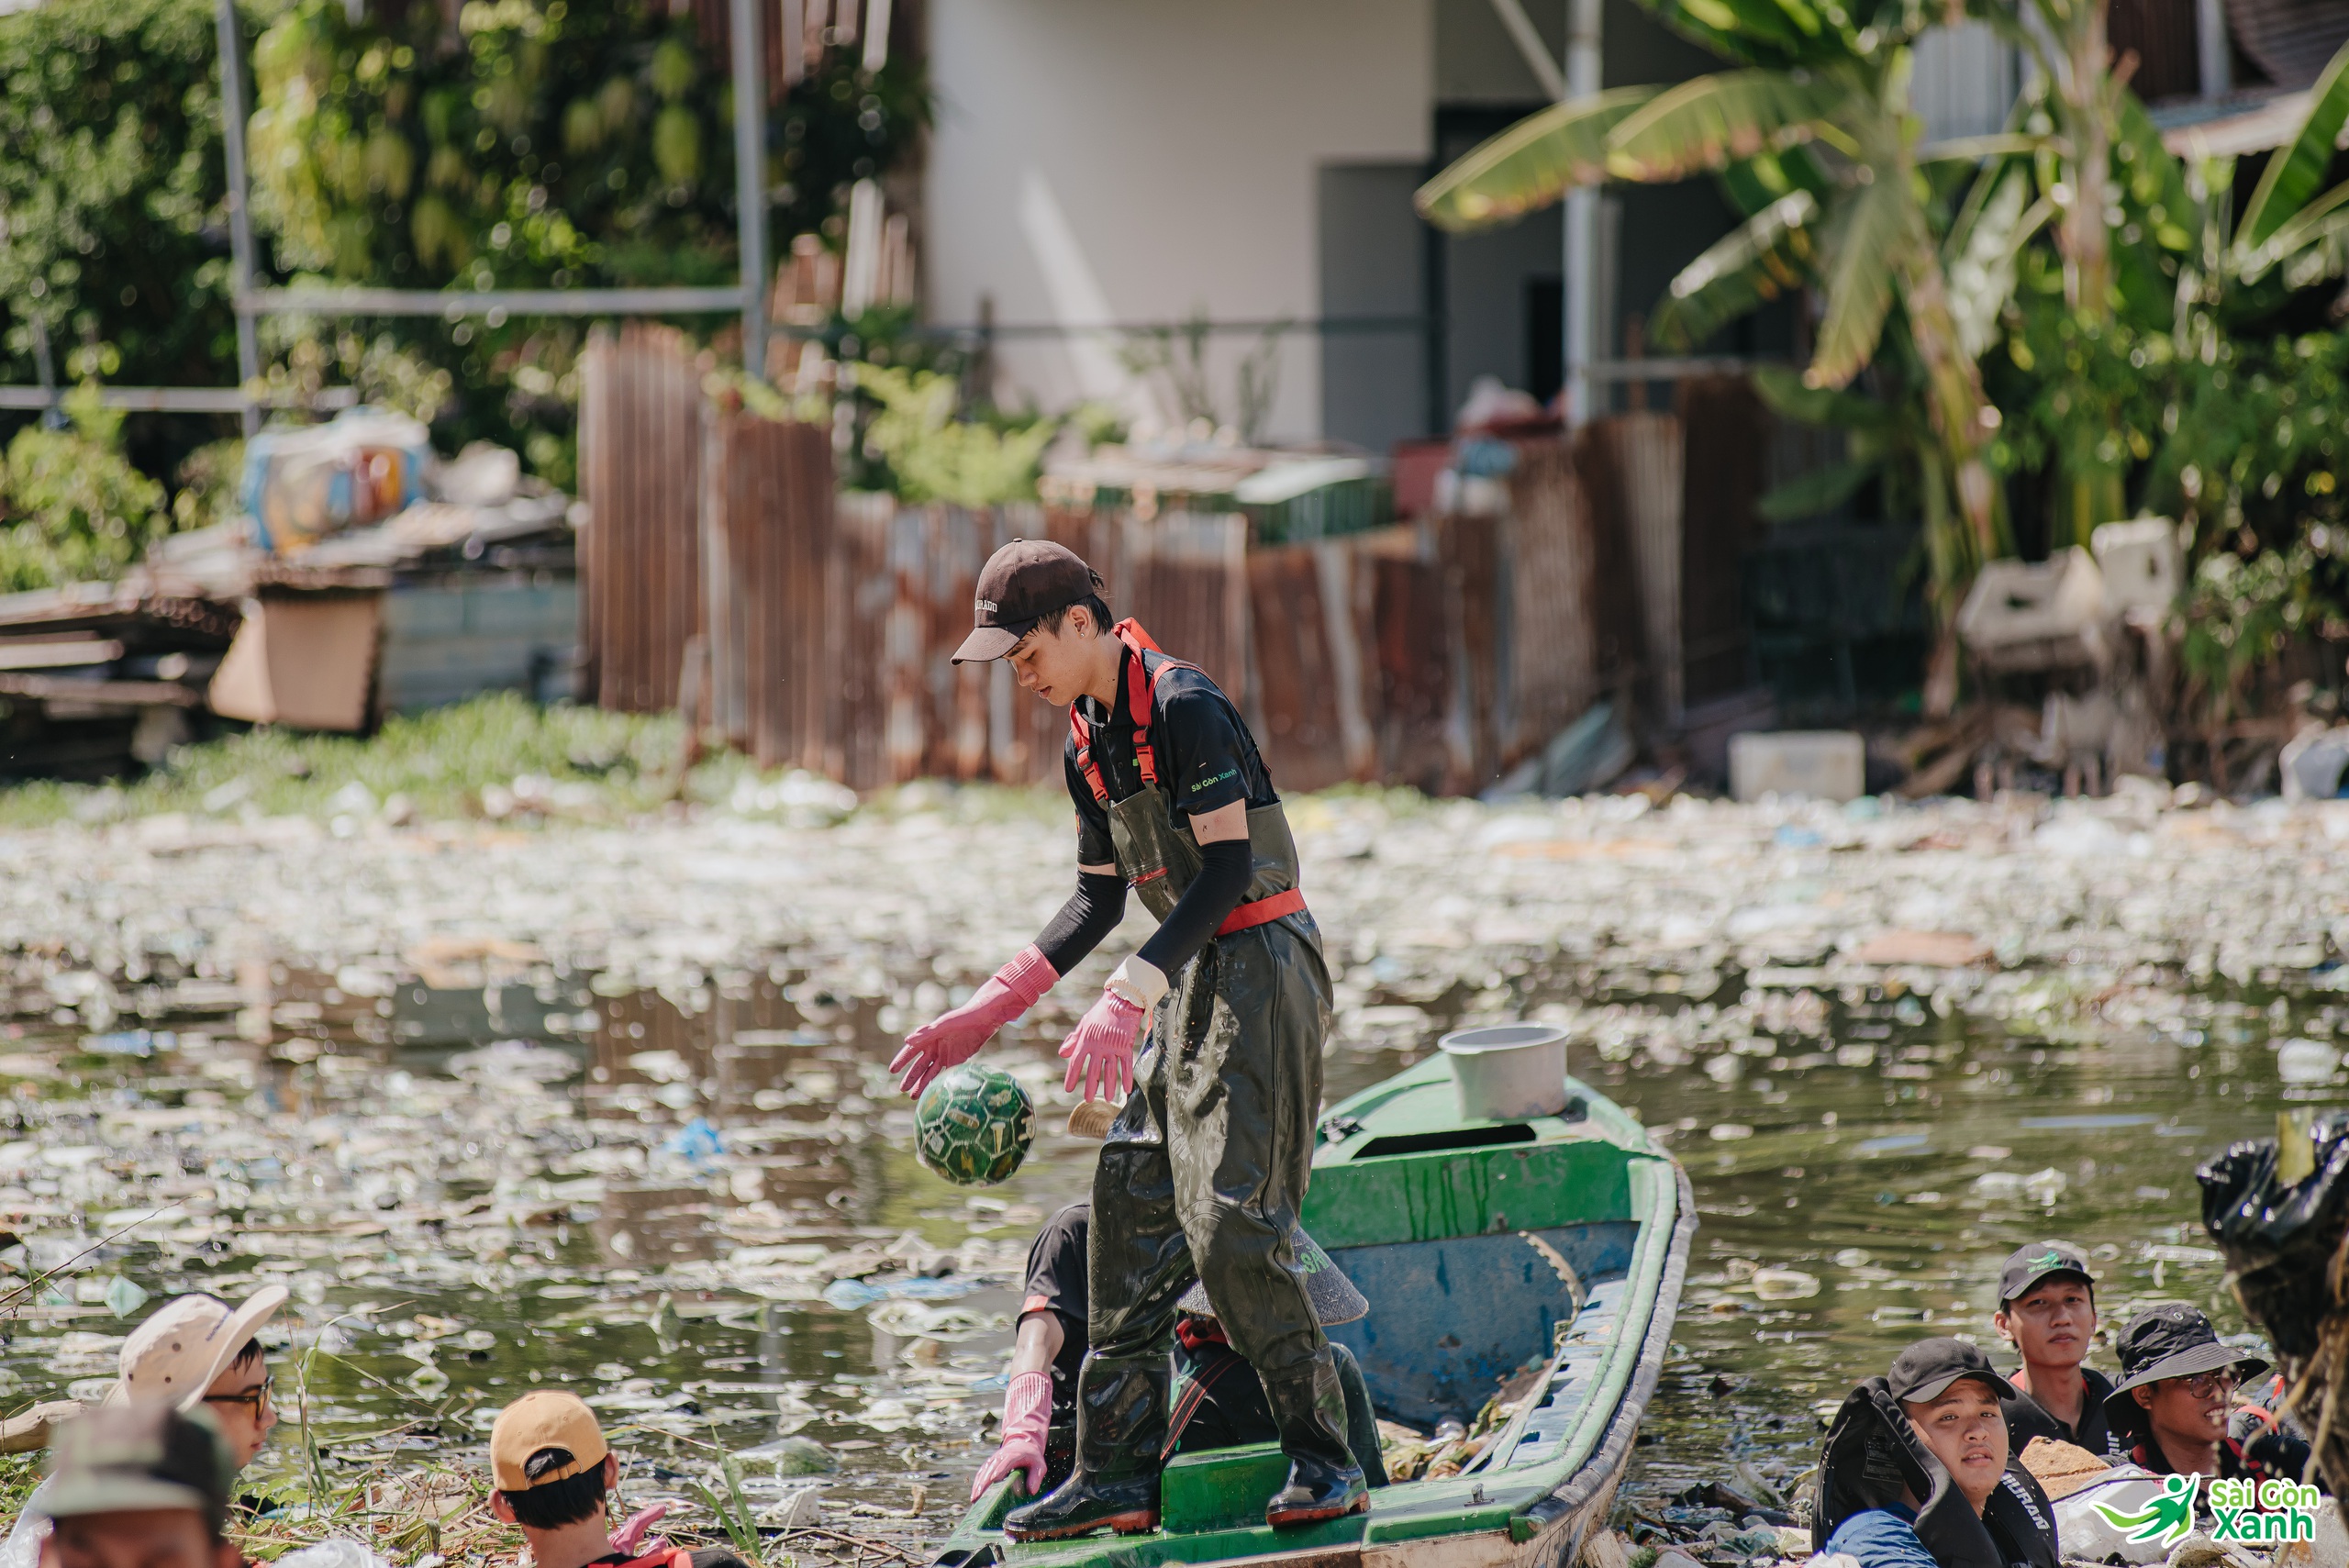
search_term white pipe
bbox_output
[1564,0,1603,425]
[1486,0,1567,103]
[2196,0,2230,98]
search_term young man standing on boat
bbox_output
[892,539,1354,1540]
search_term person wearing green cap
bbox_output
[31,1401,241,1568]
[1990,1241,2120,1459]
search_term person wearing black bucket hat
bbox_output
[893,539,1350,1539]
[1990,1241,2121,1459]
[2103,1304,2298,1483]
[1815,1338,2060,1568]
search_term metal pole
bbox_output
[731,0,768,380]
[1564,0,1603,426]
[28,317,61,429]
[214,0,262,437]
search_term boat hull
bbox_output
[929,1064,1696,1568]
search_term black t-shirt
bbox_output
[1021,1202,1092,1403]
[2001,1366,2121,1459]
[1064,648,1277,867]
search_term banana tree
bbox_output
[1418,0,2021,711]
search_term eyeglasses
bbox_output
[202,1373,273,1414]
[2174,1372,2238,1399]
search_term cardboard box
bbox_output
[208,593,383,732]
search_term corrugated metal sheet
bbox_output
[1247,541,1376,791]
[1437,512,1504,786]
[703,406,834,769]
[1607,411,1688,725]
[584,362,1780,792]
[579,324,703,713]
[2225,0,2349,88]
[1504,439,1598,762]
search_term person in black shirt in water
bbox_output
[971,1203,1387,1502]
[893,541,1353,1539]
[1991,1242,2121,1459]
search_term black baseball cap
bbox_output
[41,1402,234,1536]
[1887,1337,2020,1404]
[1997,1240,2097,1306]
[952,539,1105,663]
[2106,1304,2269,1398]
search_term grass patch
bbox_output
[0,693,1076,830]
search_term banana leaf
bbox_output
[1651,190,1820,349]
[1416,87,1662,230]
[1605,70,1858,183]
[1643,0,1831,71]
[2238,36,2349,250]
[1805,174,1912,389]
[1758,457,1880,521]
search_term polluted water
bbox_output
[0,776,2343,1562]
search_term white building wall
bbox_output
[925,0,1434,442]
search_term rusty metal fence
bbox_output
[580,330,1755,795]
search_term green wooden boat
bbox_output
[930,1048,1696,1568]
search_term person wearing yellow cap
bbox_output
[486,1392,753,1568]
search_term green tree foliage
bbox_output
[859,366,1054,507]
[246,0,926,480]
[0,376,171,593]
[0,0,240,392]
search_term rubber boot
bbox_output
[1004,1352,1168,1541]
[1263,1354,1367,1529]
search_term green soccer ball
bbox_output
[914,1064,1035,1186]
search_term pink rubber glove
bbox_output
[1059,987,1144,1102]
[971,1370,1052,1500]
[608,1501,670,1556]
[892,945,1058,1096]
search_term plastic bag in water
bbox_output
[2198,1110,2349,1492]
[273,1541,392,1568]
[2198,1111,2349,1361]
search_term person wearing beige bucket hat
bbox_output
[107,1286,289,1471]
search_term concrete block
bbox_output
[2091,517,2183,614]
[1957,549,2109,672]
[1730,729,1865,802]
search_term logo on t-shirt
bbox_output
[1190,766,1237,795]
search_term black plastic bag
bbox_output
[2199,1111,2349,1492]
[2199,1112,2349,1360]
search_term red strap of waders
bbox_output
[1068,619,1308,934]
[1070,619,1190,807]
[1216,885,1307,936]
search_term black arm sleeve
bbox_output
[1135,838,1251,978]
[1036,871,1127,975]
